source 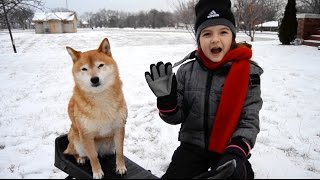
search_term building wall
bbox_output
[34,22,44,33]
[34,19,77,34]
[62,19,77,33]
[297,13,320,39]
[47,21,63,33]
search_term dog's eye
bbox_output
[98,64,104,68]
[81,68,87,71]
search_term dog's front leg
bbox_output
[80,134,104,179]
[114,126,127,175]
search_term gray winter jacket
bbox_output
[160,56,263,151]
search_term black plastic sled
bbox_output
[54,134,235,179]
[54,134,159,179]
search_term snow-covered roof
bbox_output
[82,21,89,25]
[256,21,278,27]
[32,12,76,21]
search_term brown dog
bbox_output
[64,38,127,179]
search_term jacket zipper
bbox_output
[204,71,213,149]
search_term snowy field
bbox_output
[0,28,320,179]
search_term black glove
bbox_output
[145,62,177,114]
[215,138,251,179]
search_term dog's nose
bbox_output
[91,77,99,84]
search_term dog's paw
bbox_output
[76,157,86,164]
[116,165,127,175]
[93,169,104,179]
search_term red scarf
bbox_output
[197,47,251,153]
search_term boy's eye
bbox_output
[98,64,104,68]
[221,31,228,34]
[202,32,211,37]
[220,29,231,35]
[81,68,87,71]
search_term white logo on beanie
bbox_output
[207,10,219,18]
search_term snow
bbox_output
[0,28,320,179]
[256,21,279,27]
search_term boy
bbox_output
[145,0,263,178]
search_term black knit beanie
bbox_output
[194,0,236,41]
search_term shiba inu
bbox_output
[63,38,127,179]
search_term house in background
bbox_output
[256,21,279,32]
[32,12,77,34]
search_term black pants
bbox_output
[161,143,254,179]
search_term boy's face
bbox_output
[199,25,233,62]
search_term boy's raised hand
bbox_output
[145,62,178,114]
[145,61,176,98]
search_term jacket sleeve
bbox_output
[231,63,264,148]
[158,64,186,125]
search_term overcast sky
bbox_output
[43,0,180,15]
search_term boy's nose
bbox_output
[210,35,219,43]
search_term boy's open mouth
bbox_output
[211,47,222,54]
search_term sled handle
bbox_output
[192,159,236,179]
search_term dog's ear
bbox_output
[66,47,81,63]
[98,38,111,56]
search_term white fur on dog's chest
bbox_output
[80,114,123,137]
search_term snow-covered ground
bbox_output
[0,28,319,179]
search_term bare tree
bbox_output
[263,0,285,21]
[0,0,44,53]
[136,11,148,28]
[148,9,159,28]
[85,8,175,29]
[234,0,283,41]
[1,0,43,27]
[297,0,320,13]
[173,0,197,33]
[80,12,94,28]
[10,7,34,29]
[234,0,261,41]
[0,0,43,14]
